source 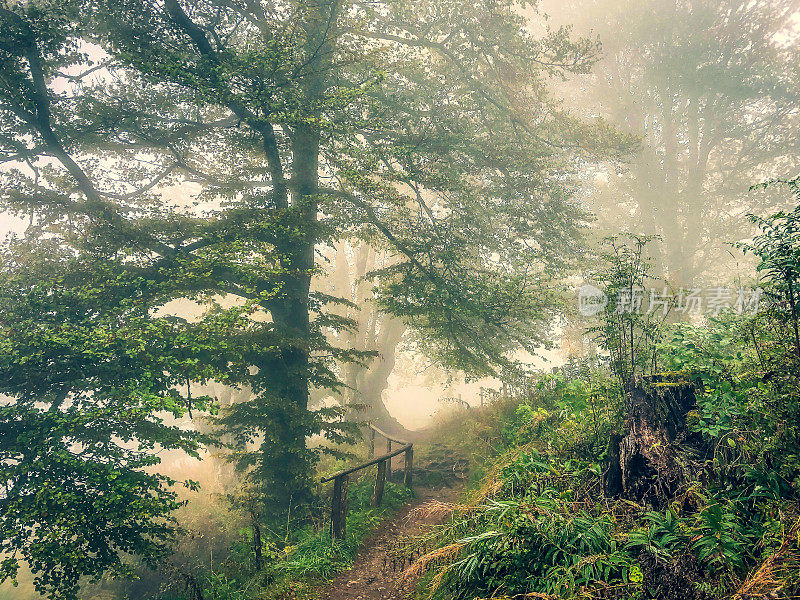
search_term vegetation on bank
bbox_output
[145,349,794,600]
[406,196,800,600]
[411,365,799,598]
[0,473,412,600]
[193,478,413,600]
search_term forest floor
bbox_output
[324,482,462,600]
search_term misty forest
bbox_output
[2,1,800,599]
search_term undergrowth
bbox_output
[125,474,413,600]
[410,360,800,600]
[407,202,800,600]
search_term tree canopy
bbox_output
[0,1,629,596]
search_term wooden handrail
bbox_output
[368,423,409,445]
[320,443,412,482]
[322,425,414,539]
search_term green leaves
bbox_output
[0,251,234,599]
[0,1,630,596]
[448,494,633,596]
[587,235,665,390]
[694,503,746,573]
[625,509,688,561]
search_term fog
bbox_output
[2,1,797,437]
[1,0,798,598]
[0,0,797,442]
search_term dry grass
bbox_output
[400,541,464,583]
[406,500,472,522]
[426,566,450,597]
[728,517,800,600]
[469,582,637,600]
[470,593,559,600]
[467,441,540,504]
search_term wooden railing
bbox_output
[321,424,413,539]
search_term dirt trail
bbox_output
[325,484,461,600]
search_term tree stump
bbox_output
[605,376,698,505]
[603,432,624,497]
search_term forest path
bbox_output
[324,483,462,600]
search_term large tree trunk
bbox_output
[261,0,338,512]
[327,242,411,436]
[350,316,408,434]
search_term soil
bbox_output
[324,484,462,600]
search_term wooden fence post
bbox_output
[372,459,387,507]
[331,474,349,540]
[325,429,414,537]
[369,427,375,458]
[404,445,413,488]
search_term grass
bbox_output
[209,475,414,600]
[403,376,800,600]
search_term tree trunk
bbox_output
[261,0,338,513]
[362,392,408,435]
[356,316,409,435]
[252,515,263,571]
[326,240,413,435]
[331,475,349,540]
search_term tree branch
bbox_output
[0,7,177,258]
[164,0,289,208]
